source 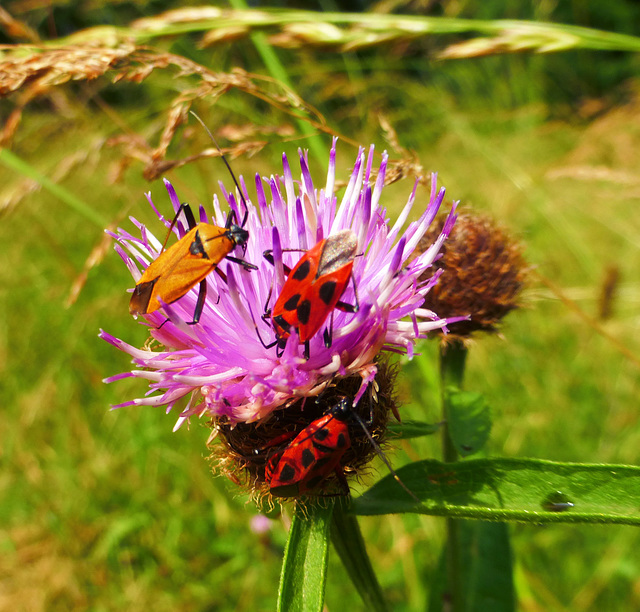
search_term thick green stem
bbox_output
[440,339,468,612]
[277,501,333,612]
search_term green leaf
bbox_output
[387,420,442,439]
[331,501,389,612]
[427,521,515,612]
[351,458,640,525]
[277,502,333,612]
[444,388,491,457]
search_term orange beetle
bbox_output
[129,112,258,325]
[129,201,257,325]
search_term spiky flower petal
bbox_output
[102,139,459,427]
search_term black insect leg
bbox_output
[335,271,360,314]
[161,202,197,251]
[187,279,207,325]
[323,312,334,349]
[334,467,350,497]
[226,255,258,271]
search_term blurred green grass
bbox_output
[2,2,640,611]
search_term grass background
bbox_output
[1,1,640,610]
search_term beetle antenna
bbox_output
[349,410,421,504]
[189,110,249,226]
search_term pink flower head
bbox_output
[101,139,459,429]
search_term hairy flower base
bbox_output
[210,360,398,501]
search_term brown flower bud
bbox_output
[420,211,527,337]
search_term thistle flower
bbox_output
[419,211,527,337]
[101,139,459,429]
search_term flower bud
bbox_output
[420,211,527,336]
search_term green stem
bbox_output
[440,339,468,612]
[277,501,333,612]
[228,0,327,165]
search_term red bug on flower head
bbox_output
[129,115,258,325]
[261,230,360,359]
[265,397,419,501]
[266,397,353,497]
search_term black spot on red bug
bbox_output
[284,294,301,312]
[297,300,311,324]
[336,433,347,449]
[278,463,296,483]
[301,448,315,469]
[314,427,330,442]
[292,259,311,281]
[318,280,337,305]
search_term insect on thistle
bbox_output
[265,396,419,502]
[129,116,258,325]
[260,230,360,359]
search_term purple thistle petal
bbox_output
[282,153,295,212]
[103,143,459,428]
[325,137,337,199]
[364,145,375,184]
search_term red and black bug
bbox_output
[260,230,360,359]
[129,115,258,325]
[264,397,419,501]
[265,397,352,497]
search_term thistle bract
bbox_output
[101,139,459,428]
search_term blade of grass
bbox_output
[119,10,640,55]
[227,0,327,165]
[0,148,108,227]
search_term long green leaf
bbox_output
[27,12,640,59]
[427,521,515,612]
[330,501,389,612]
[108,11,640,55]
[277,502,333,612]
[351,458,640,525]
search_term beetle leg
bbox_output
[214,267,228,283]
[225,255,258,271]
[263,249,293,276]
[323,312,334,349]
[159,202,197,251]
[335,271,360,313]
[334,468,350,497]
[187,279,207,325]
